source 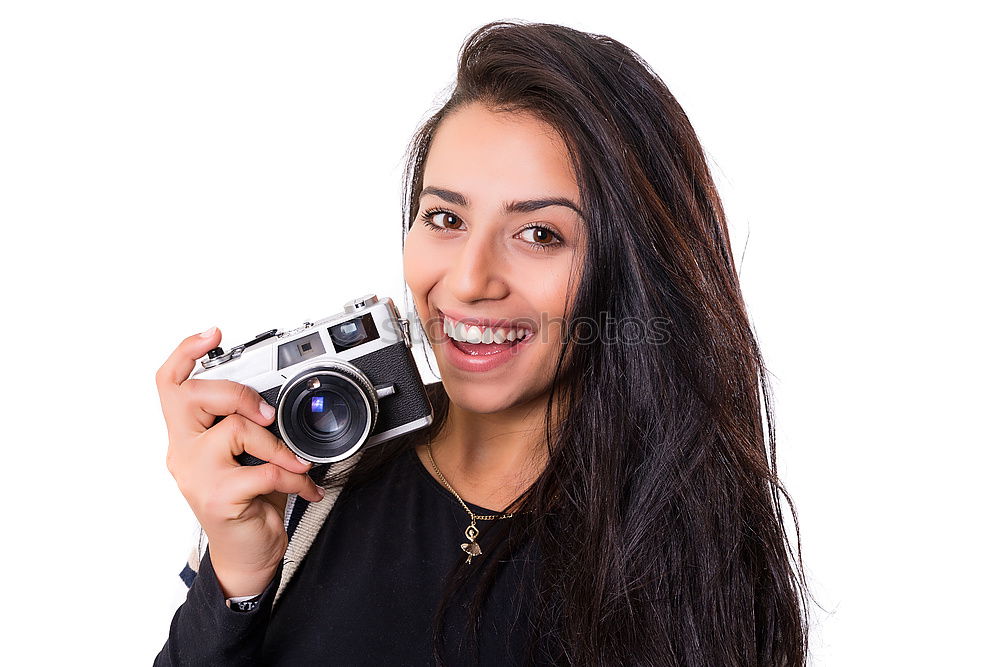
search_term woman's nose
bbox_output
[444,232,509,303]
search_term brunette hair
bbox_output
[338,20,808,666]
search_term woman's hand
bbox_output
[155,328,324,598]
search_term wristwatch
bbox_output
[226,593,264,613]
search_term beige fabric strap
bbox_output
[186,529,206,574]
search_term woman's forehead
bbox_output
[423,103,580,208]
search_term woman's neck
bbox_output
[416,392,551,513]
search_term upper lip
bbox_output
[436,308,535,332]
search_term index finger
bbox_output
[155,327,223,389]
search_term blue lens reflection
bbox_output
[311,396,325,413]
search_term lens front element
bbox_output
[302,390,351,437]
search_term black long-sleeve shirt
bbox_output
[154,445,543,666]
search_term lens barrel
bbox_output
[276,361,378,463]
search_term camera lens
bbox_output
[300,390,352,437]
[276,363,378,464]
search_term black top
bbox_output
[154,446,543,666]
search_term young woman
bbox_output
[155,21,808,666]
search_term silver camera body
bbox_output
[190,294,433,465]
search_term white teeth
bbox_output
[444,316,529,344]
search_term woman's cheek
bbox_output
[403,231,433,299]
[520,262,573,320]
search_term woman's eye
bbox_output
[516,226,561,247]
[424,210,464,230]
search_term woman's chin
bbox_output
[440,380,518,415]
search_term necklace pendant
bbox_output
[461,540,482,564]
[461,523,481,564]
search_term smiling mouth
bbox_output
[437,312,535,355]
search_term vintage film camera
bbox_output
[190,294,433,465]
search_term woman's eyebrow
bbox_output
[420,186,583,217]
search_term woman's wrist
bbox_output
[212,555,282,599]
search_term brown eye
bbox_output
[531,228,554,243]
[516,225,562,248]
[429,211,463,230]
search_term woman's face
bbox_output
[403,102,586,415]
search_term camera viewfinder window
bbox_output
[328,314,379,352]
[277,332,326,370]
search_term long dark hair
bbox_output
[335,20,808,666]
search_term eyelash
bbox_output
[419,207,564,252]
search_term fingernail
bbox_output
[295,454,313,468]
[199,327,217,338]
[316,486,325,498]
[259,401,275,420]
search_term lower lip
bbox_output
[441,328,532,373]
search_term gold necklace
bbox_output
[425,443,515,564]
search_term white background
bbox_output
[1,2,996,664]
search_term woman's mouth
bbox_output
[444,314,531,349]
[436,310,535,371]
